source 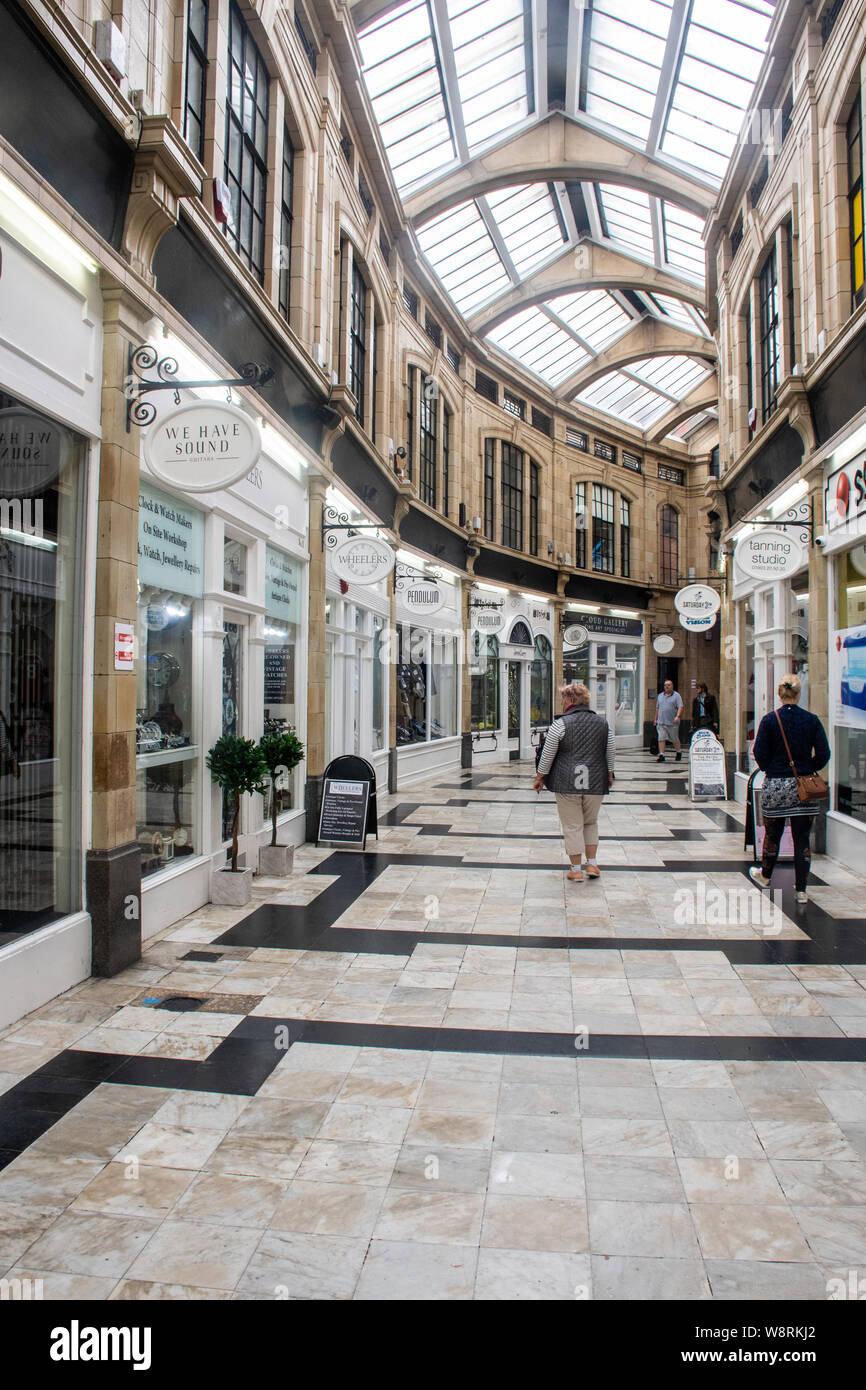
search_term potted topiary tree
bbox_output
[205,734,267,905]
[258,728,305,877]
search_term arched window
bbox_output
[470,632,499,731]
[660,505,679,586]
[509,620,532,646]
[530,634,552,728]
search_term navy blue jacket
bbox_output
[752,705,830,778]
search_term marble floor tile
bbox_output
[473,1247,591,1300]
[355,1240,477,1300]
[128,1219,262,1291]
[481,1195,589,1253]
[690,1203,813,1262]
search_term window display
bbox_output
[832,547,866,824]
[430,632,458,739]
[263,546,301,817]
[396,626,427,743]
[372,616,385,750]
[530,634,552,726]
[0,392,87,936]
[614,643,641,736]
[471,633,500,730]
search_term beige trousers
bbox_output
[555,793,604,857]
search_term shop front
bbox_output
[469,589,554,762]
[0,194,101,1024]
[394,556,462,785]
[137,359,309,938]
[562,611,645,747]
[824,444,866,859]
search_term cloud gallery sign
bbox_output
[143,402,261,492]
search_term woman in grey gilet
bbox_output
[533,682,615,881]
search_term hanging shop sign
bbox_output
[138,482,204,598]
[563,623,589,648]
[674,583,721,619]
[0,407,68,495]
[400,579,446,615]
[470,606,506,634]
[689,730,726,800]
[653,634,675,655]
[500,642,534,662]
[143,401,261,492]
[734,528,806,580]
[330,535,395,585]
[679,611,717,631]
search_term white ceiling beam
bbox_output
[533,0,549,121]
[646,0,692,157]
[565,0,587,116]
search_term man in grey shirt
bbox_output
[655,680,683,763]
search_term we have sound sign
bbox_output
[144,402,261,492]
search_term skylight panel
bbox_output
[447,0,531,153]
[583,1,673,143]
[667,409,717,440]
[358,0,455,190]
[578,372,672,428]
[417,202,511,313]
[548,290,632,352]
[651,293,708,335]
[662,203,706,281]
[596,185,655,262]
[488,307,589,384]
[486,185,566,279]
[629,355,711,398]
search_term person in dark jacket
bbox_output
[748,673,830,903]
[691,683,719,734]
[533,682,614,882]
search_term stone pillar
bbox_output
[304,472,329,839]
[718,542,739,792]
[87,282,150,976]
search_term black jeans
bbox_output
[762,815,813,892]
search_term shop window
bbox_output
[350,259,367,426]
[372,616,385,751]
[221,620,244,843]
[471,632,500,731]
[223,535,247,595]
[530,634,552,727]
[834,547,866,823]
[262,546,301,818]
[563,641,590,687]
[849,94,865,310]
[224,2,269,281]
[278,126,294,321]
[396,626,427,744]
[591,483,615,574]
[430,632,458,740]
[501,443,524,550]
[659,504,679,586]
[419,380,438,508]
[614,643,641,736]
[483,438,495,540]
[184,0,208,162]
[758,245,780,422]
[0,396,87,935]
[575,482,587,569]
[620,496,631,578]
[136,591,197,879]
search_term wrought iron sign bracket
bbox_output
[741,496,815,548]
[321,504,389,550]
[395,560,441,594]
[126,344,274,432]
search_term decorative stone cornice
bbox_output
[122,116,204,284]
[776,375,816,455]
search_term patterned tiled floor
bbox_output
[2,752,866,1300]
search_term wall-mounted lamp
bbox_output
[472,516,482,533]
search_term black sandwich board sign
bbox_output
[317,755,378,849]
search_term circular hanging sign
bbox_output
[330,535,395,585]
[563,623,589,648]
[848,542,866,578]
[734,528,806,580]
[401,580,445,615]
[0,407,68,495]
[674,583,721,618]
[143,401,261,493]
[470,607,505,634]
[679,611,717,631]
[653,634,675,655]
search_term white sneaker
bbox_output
[795,891,808,905]
[748,866,771,889]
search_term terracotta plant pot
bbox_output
[258,844,295,877]
[210,865,254,906]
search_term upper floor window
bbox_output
[184,0,208,162]
[575,481,587,568]
[350,260,367,426]
[529,460,539,557]
[419,384,438,509]
[442,408,451,519]
[660,504,679,586]
[501,443,524,551]
[224,3,269,281]
[620,497,631,579]
[278,128,294,320]
[758,246,780,422]
[483,438,495,540]
[849,94,865,310]
[405,367,415,480]
[591,483,615,574]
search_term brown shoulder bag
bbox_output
[774,710,829,803]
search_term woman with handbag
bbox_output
[533,682,614,882]
[748,674,830,904]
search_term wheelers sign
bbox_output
[143,402,261,492]
[330,535,395,585]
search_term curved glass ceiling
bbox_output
[356,0,776,436]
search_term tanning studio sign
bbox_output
[143,402,261,492]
